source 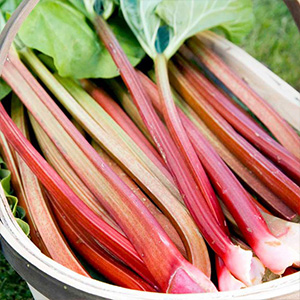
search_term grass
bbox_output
[238,0,300,91]
[0,1,298,299]
[0,254,33,300]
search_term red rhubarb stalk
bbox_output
[186,37,300,159]
[95,15,255,286]
[17,48,209,275]
[138,72,298,275]
[8,98,90,275]
[0,100,155,286]
[168,62,300,215]
[175,52,300,184]
[29,116,123,235]
[92,140,187,257]
[3,60,214,294]
[155,54,228,234]
[127,72,296,221]
[50,195,155,291]
[173,96,296,220]
[81,79,165,167]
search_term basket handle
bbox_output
[0,0,39,76]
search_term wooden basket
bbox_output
[0,1,299,299]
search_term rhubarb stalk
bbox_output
[138,72,298,275]
[0,100,155,286]
[14,47,210,275]
[50,194,155,291]
[168,62,300,215]
[8,97,90,275]
[29,116,123,235]
[92,141,186,256]
[95,15,256,286]
[2,58,215,294]
[174,52,300,184]
[155,54,228,234]
[81,79,164,166]
[186,37,300,159]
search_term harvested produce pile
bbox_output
[0,0,299,294]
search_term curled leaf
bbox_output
[0,157,30,235]
[120,0,253,59]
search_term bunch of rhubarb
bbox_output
[0,0,299,294]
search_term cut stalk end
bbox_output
[223,245,253,286]
[253,236,298,274]
[167,264,217,294]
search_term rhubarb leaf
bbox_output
[18,0,144,78]
[120,0,253,59]
[68,0,115,20]
[0,157,30,236]
[0,79,11,100]
[120,0,161,58]
[0,0,22,13]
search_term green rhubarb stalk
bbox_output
[108,80,155,145]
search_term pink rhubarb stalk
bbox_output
[175,52,300,184]
[168,62,300,215]
[3,58,214,294]
[186,37,300,159]
[81,79,165,167]
[216,257,246,291]
[50,195,155,291]
[138,72,298,275]
[95,15,255,286]
[155,54,228,234]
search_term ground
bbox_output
[0,0,299,299]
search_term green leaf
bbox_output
[68,0,115,20]
[0,0,22,13]
[16,219,30,236]
[18,0,144,79]
[0,156,30,236]
[16,206,26,220]
[0,79,11,100]
[120,0,161,59]
[120,0,253,59]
